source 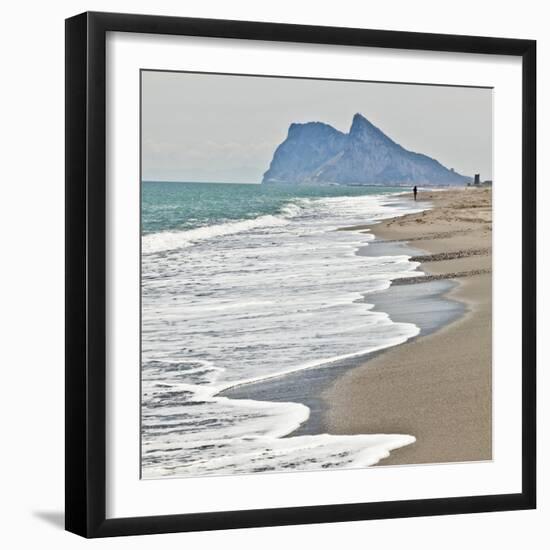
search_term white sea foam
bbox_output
[142,201,307,255]
[141,193,427,478]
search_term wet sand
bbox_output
[325,187,492,465]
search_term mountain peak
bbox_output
[351,112,370,128]
[287,121,342,137]
[349,113,391,142]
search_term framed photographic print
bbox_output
[65,11,536,538]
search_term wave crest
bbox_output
[142,204,303,255]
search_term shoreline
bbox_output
[324,187,492,465]
[221,274,463,437]
[223,187,492,467]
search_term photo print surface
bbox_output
[140,70,493,479]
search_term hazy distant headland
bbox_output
[262,113,470,186]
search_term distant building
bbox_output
[474,174,480,185]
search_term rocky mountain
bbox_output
[262,113,469,186]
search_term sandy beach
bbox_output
[326,187,492,465]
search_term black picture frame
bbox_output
[65,11,536,538]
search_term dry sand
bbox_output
[325,187,492,465]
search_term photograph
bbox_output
[140,70,493,479]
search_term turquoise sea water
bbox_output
[141,181,426,478]
[142,181,404,235]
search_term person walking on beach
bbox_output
[413,185,418,201]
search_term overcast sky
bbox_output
[142,70,493,183]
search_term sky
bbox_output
[141,70,493,184]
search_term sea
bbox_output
[141,181,426,478]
